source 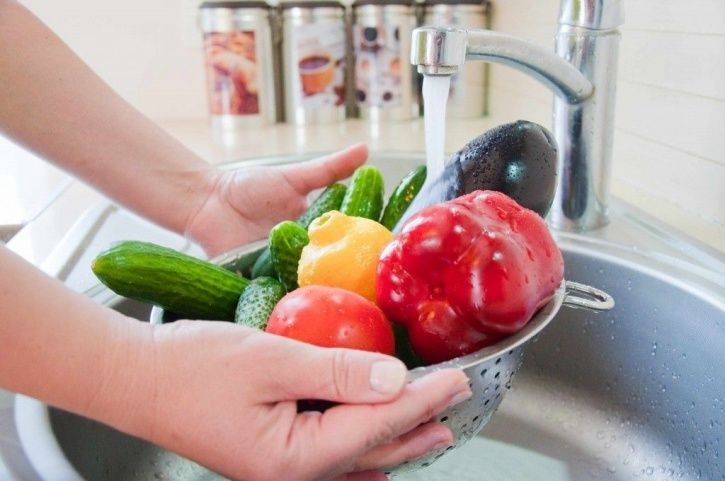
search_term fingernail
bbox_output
[370,360,408,394]
[431,440,453,452]
[447,388,472,409]
[426,431,453,452]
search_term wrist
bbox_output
[182,168,226,252]
[79,313,158,440]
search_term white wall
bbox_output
[18,0,725,250]
[19,0,209,120]
[487,0,725,246]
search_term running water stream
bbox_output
[421,75,452,182]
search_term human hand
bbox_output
[185,144,368,257]
[131,320,470,481]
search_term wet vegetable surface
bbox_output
[401,120,558,228]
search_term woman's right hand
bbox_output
[114,320,472,481]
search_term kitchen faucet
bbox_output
[411,0,624,232]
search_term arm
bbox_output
[0,246,153,433]
[0,3,471,478]
[0,1,366,255]
[0,0,210,237]
[0,245,469,480]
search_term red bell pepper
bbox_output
[376,190,564,364]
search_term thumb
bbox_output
[261,338,409,404]
[282,143,368,194]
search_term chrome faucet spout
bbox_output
[411,27,467,76]
[412,27,593,104]
[411,0,624,232]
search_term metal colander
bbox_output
[389,279,613,476]
[149,242,614,477]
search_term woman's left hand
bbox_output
[185,144,367,257]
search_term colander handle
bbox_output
[563,281,615,311]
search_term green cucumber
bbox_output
[234,276,286,330]
[297,183,347,229]
[251,246,276,278]
[92,241,249,321]
[250,184,346,279]
[380,165,427,230]
[340,165,385,221]
[269,221,309,291]
[224,245,265,278]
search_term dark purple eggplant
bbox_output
[400,120,558,229]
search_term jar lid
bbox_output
[199,1,271,9]
[423,0,487,6]
[280,1,344,9]
[352,0,414,7]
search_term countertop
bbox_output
[3,117,724,268]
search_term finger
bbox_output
[292,369,470,476]
[255,334,410,404]
[353,422,453,472]
[282,143,368,193]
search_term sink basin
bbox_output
[3,153,723,480]
[39,244,725,481]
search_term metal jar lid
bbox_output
[422,0,487,5]
[352,0,414,7]
[280,1,345,20]
[280,1,344,10]
[199,1,271,32]
[199,1,271,8]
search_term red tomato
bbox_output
[266,286,396,355]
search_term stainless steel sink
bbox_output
[3,153,723,480]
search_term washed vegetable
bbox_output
[92,240,249,321]
[251,183,347,279]
[380,165,427,230]
[250,247,275,278]
[297,183,347,229]
[401,120,558,228]
[219,244,266,278]
[377,190,564,364]
[339,165,385,221]
[266,285,396,355]
[234,276,286,330]
[268,221,309,291]
[297,211,393,302]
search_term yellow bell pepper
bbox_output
[297,211,393,302]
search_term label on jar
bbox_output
[294,22,347,108]
[203,31,260,116]
[354,24,403,108]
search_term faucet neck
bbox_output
[549,2,623,231]
[410,0,625,233]
[558,0,624,30]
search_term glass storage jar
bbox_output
[199,1,278,130]
[280,1,348,125]
[352,0,419,122]
[422,0,489,118]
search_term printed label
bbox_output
[354,24,403,108]
[294,22,347,109]
[204,31,260,115]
